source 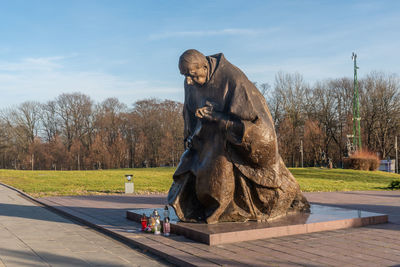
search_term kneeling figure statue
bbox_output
[168,49,310,224]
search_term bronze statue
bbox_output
[168,49,310,224]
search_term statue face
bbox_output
[182,63,208,86]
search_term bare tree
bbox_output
[40,100,60,142]
[55,93,94,169]
[274,72,308,166]
[360,72,400,158]
[0,102,41,169]
[90,98,128,168]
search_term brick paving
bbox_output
[2,183,400,266]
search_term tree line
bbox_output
[0,70,399,170]
[0,95,184,170]
[263,71,400,167]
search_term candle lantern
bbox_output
[153,210,161,235]
[163,205,171,236]
[163,205,170,219]
[163,217,170,236]
[140,213,147,231]
[149,211,156,233]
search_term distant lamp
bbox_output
[352,52,357,61]
[124,174,134,194]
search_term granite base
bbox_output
[126,204,388,245]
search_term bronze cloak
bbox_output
[168,53,309,223]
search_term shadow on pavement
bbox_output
[57,194,168,204]
[0,203,128,225]
[0,203,73,224]
[0,247,127,267]
[339,191,400,198]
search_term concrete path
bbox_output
[2,182,400,266]
[0,184,170,267]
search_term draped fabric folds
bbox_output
[168,53,309,223]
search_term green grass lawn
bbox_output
[291,168,400,192]
[0,167,399,197]
[0,167,175,197]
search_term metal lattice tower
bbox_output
[352,52,362,151]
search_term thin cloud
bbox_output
[149,28,278,40]
[242,53,354,86]
[0,57,182,107]
[0,56,65,72]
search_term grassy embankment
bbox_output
[0,167,399,197]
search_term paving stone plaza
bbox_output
[1,183,400,266]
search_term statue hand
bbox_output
[185,136,193,149]
[195,106,213,120]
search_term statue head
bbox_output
[179,49,209,86]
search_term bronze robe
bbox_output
[168,53,309,223]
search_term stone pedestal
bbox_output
[125,182,134,194]
[127,205,388,245]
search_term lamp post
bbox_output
[300,140,304,168]
[125,174,134,194]
[352,52,362,152]
[394,135,399,173]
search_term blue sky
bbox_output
[1,0,399,107]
